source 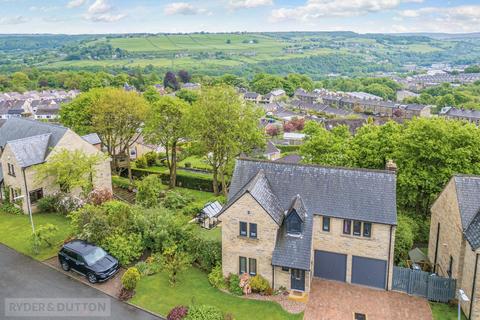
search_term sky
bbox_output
[0,0,479,34]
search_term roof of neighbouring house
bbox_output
[265,141,280,155]
[275,154,302,164]
[81,133,102,145]
[0,118,68,167]
[454,175,480,250]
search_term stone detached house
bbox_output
[217,159,397,294]
[429,175,480,319]
[0,118,112,213]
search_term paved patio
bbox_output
[304,278,433,320]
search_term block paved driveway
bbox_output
[0,244,162,320]
[304,278,433,320]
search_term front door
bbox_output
[291,269,305,291]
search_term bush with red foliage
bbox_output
[283,117,305,132]
[167,306,189,320]
[87,189,113,206]
[265,124,281,137]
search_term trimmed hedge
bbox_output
[276,145,301,153]
[129,167,223,193]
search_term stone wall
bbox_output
[220,193,279,286]
[312,215,395,289]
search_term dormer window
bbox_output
[286,211,302,235]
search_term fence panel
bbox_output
[392,266,456,303]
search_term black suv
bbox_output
[58,240,119,284]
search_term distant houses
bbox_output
[243,89,286,104]
[440,107,480,126]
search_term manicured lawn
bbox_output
[430,302,467,320]
[178,156,212,171]
[0,211,71,261]
[193,224,222,241]
[132,267,302,320]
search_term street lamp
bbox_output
[13,195,35,234]
[458,289,469,320]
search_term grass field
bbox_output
[0,211,71,261]
[131,267,302,320]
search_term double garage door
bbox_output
[314,250,387,289]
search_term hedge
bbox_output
[276,145,301,153]
[128,167,221,193]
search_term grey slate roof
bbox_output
[0,118,67,151]
[275,154,302,164]
[228,159,397,225]
[288,194,307,221]
[454,175,480,249]
[8,134,51,168]
[220,169,285,226]
[272,194,313,270]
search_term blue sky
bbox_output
[0,0,479,34]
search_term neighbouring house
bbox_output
[181,82,201,90]
[81,133,102,151]
[275,154,302,164]
[440,107,480,126]
[264,141,281,161]
[283,132,305,145]
[244,92,261,104]
[0,118,112,213]
[217,158,397,294]
[129,135,166,160]
[428,175,480,319]
[197,201,222,229]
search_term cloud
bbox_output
[397,5,480,33]
[270,0,423,22]
[82,0,127,23]
[0,16,28,25]
[164,2,209,15]
[67,0,86,8]
[229,0,273,10]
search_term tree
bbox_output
[143,96,190,188]
[143,86,161,104]
[164,71,180,91]
[175,89,198,104]
[135,175,164,207]
[265,124,281,137]
[36,149,105,195]
[63,88,148,180]
[177,70,191,83]
[160,244,192,286]
[189,85,264,195]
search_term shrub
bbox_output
[30,224,59,254]
[167,306,189,320]
[37,195,58,213]
[189,238,221,272]
[208,265,226,289]
[121,267,141,291]
[162,190,193,210]
[1,202,23,215]
[228,274,243,296]
[136,175,164,208]
[112,176,132,190]
[131,168,217,192]
[87,189,113,206]
[135,258,161,276]
[101,233,144,266]
[160,245,192,286]
[250,275,271,295]
[184,162,192,168]
[135,156,148,169]
[185,305,223,320]
[144,152,158,167]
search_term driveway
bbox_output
[304,278,433,320]
[0,244,162,320]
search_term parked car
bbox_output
[58,240,119,284]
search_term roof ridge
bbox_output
[454,174,480,179]
[6,117,67,130]
[237,157,396,175]
[7,132,52,144]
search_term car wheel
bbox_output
[61,260,70,271]
[87,273,97,284]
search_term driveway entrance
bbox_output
[304,278,433,320]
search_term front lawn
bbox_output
[430,302,467,320]
[0,211,71,261]
[131,267,302,320]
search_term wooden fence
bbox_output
[392,266,456,303]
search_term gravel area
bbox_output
[244,293,306,314]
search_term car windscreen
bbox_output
[83,247,107,265]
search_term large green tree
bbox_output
[189,85,264,195]
[143,96,189,188]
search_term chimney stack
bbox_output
[386,159,397,173]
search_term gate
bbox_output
[392,267,456,303]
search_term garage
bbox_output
[351,256,387,289]
[314,250,346,282]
